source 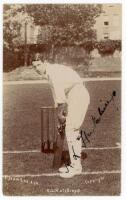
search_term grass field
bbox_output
[3,79,121,196]
[90,57,121,72]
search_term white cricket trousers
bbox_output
[65,83,90,168]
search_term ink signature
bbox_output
[63,90,118,172]
[64,145,80,173]
[77,90,118,148]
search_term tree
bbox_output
[3,4,33,51]
[26,4,102,46]
[3,4,102,49]
[3,4,35,68]
[3,4,102,70]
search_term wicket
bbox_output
[40,106,66,169]
[41,106,58,153]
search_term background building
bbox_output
[94,4,122,41]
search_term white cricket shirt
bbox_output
[46,63,83,105]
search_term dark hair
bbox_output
[32,53,44,62]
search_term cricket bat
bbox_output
[53,120,66,169]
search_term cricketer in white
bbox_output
[32,60,90,178]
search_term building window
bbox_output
[104,36,109,39]
[103,33,109,39]
[104,21,109,26]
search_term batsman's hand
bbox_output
[58,113,66,124]
[57,103,68,124]
[57,103,67,136]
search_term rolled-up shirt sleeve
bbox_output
[53,82,67,104]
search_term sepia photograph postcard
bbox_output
[2,1,123,196]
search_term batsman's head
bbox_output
[32,60,46,73]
